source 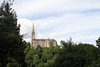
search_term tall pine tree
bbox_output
[0,0,26,66]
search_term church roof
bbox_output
[34,39,56,41]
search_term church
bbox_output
[31,24,57,48]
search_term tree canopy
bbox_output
[0,0,26,66]
[25,39,100,67]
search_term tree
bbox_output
[96,37,100,48]
[49,39,98,67]
[36,45,42,58]
[25,47,36,67]
[23,41,31,54]
[0,0,26,66]
[6,57,21,67]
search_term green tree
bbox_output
[77,43,97,67]
[6,57,21,67]
[25,47,36,67]
[49,39,98,67]
[0,0,26,66]
[23,40,31,54]
[33,54,40,66]
[41,47,50,63]
[36,45,42,58]
[96,37,100,48]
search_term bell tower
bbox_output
[31,23,35,47]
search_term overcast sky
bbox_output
[1,0,100,45]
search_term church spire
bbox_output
[31,23,35,47]
[32,23,35,36]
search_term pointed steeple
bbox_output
[32,23,35,36]
[31,23,35,47]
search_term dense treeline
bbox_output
[1,0,100,67]
[24,39,100,67]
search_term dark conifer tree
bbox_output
[0,0,26,66]
[96,37,100,48]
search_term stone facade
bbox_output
[31,24,57,48]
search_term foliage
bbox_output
[6,57,21,67]
[25,39,100,67]
[23,40,31,54]
[0,0,26,66]
[96,37,100,48]
[25,45,60,67]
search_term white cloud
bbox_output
[18,18,33,35]
[37,32,43,39]
[15,0,100,45]
[18,11,100,45]
[1,0,100,45]
[13,0,100,18]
